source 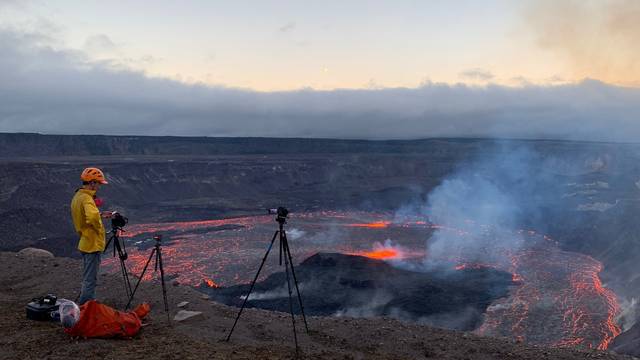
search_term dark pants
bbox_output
[79,251,101,305]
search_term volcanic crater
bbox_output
[3,135,640,356]
[207,252,515,331]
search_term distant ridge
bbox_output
[0,132,635,157]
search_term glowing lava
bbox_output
[102,211,621,350]
[473,249,621,350]
[204,278,219,288]
[346,221,391,228]
[357,248,399,260]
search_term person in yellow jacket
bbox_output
[71,167,112,304]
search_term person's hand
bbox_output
[101,211,114,219]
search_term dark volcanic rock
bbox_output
[610,323,640,357]
[207,252,514,331]
[0,133,494,157]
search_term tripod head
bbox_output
[153,234,162,246]
[268,207,289,225]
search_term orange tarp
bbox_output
[64,300,150,338]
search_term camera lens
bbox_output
[111,213,128,228]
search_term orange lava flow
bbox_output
[358,248,399,260]
[346,221,390,228]
[475,250,621,350]
[204,278,219,288]
[562,260,621,350]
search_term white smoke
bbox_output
[333,291,394,318]
[285,228,306,241]
[412,146,553,266]
[297,225,347,246]
[617,297,638,331]
[241,282,307,301]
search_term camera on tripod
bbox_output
[101,212,171,324]
[111,211,128,229]
[229,205,308,353]
[104,211,132,299]
[125,233,170,323]
[268,207,289,223]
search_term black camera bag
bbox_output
[26,294,60,322]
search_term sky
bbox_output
[1,0,639,140]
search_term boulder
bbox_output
[18,247,54,258]
[174,310,202,322]
[177,301,189,308]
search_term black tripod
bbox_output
[125,235,171,324]
[226,207,309,355]
[104,225,133,301]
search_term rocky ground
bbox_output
[0,250,636,360]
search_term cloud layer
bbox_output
[1,26,640,141]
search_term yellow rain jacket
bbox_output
[71,188,106,253]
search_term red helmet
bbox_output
[81,167,108,184]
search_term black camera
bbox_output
[268,207,289,223]
[111,211,128,229]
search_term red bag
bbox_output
[64,300,150,338]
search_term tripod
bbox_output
[104,225,133,301]
[226,208,309,355]
[125,235,171,324]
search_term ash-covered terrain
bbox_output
[3,133,640,355]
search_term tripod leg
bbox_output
[125,248,156,310]
[124,265,133,298]
[279,233,283,266]
[119,256,133,299]
[113,236,117,258]
[226,230,279,342]
[283,233,310,333]
[112,235,133,301]
[156,245,171,324]
[104,232,114,253]
[113,235,133,297]
[284,244,299,355]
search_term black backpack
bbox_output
[26,294,60,322]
